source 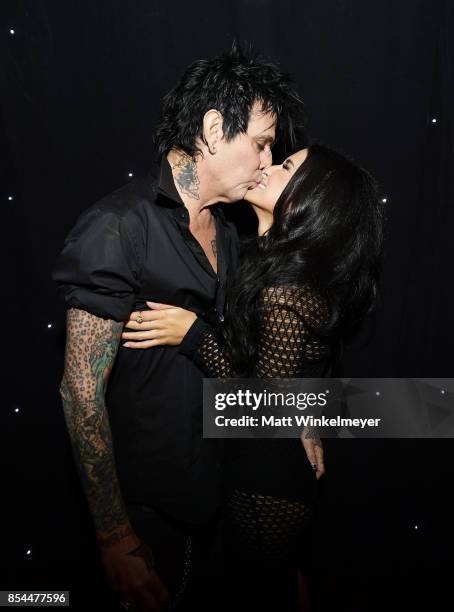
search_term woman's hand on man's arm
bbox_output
[122,301,197,348]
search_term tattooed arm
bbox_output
[59,307,135,549]
[59,308,169,608]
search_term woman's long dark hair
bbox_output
[221,142,386,375]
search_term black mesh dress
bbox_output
[179,284,333,610]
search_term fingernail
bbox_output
[123,343,130,347]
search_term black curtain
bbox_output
[1,1,453,610]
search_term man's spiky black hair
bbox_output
[153,41,307,159]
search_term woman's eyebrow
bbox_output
[284,158,294,167]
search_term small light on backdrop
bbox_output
[47,323,53,329]
[431,118,437,123]
[8,195,13,201]
[375,391,380,396]
[382,197,387,203]
[9,29,15,35]
[14,407,20,413]
[128,172,134,178]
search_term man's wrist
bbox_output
[96,523,139,553]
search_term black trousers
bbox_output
[118,503,223,611]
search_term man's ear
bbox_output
[202,109,223,155]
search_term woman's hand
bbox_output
[122,301,197,349]
[300,426,325,480]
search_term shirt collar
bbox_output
[145,156,185,208]
[146,155,225,222]
[157,155,186,207]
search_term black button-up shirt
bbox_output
[52,157,239,524]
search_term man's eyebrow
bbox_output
[259,135,275,146]
[255,134,276,148]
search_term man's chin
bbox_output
[221,189,250,204]
[220,184,258,203]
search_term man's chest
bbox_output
[190,224,217,275]
[134,212,223,313]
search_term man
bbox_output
[52,43,305,611]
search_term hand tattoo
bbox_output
[127,541,155,572]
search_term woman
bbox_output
[121,143,385,610]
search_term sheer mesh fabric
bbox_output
[191,285,331,585]
[192,284,330,378]
[223,489,315,566]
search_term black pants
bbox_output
[121,503,222,611]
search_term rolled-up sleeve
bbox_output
[52,207,141,321]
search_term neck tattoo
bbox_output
[171,153,200,200]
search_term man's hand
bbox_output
[122,301,197,348]
[300,426,325,480]
[100,538,170,612]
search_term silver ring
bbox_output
[136,311,143,324]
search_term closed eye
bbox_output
[256,140,273,152]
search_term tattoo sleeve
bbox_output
[59,308,135,549]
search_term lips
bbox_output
[254,175,267,189]
[252,175,267,189]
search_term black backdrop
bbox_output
[1,1,453,610]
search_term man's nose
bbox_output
[259,147,273,172]
[264,163,280,176]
